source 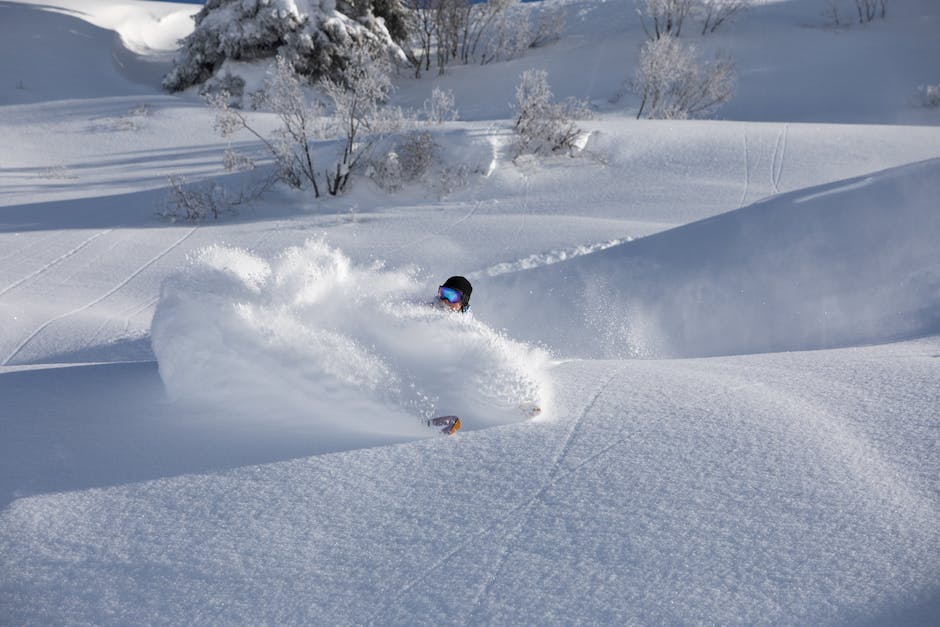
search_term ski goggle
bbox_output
[438,286,463,304]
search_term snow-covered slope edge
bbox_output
[483,158,940,359]
[2,338,938,625]
[0,1,194,104]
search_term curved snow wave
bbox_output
[22,0,195,54]
[151,238,549,440]
[486,158,940,359]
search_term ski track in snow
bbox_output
[0,231,67,266]
[462,364,628,623]
[0,229,113,298]
[84,292,160,352]
[2,226,198,366]
[737,125,749,208]
[771,123,789,194]
[88,223,282,349]
[385,197,484,257]
[738,124,791,206]
[3,0,940,622]
[511,171,531,240]
[367,364,626,625]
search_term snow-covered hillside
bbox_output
[1,0,938,624]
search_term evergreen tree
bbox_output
[163,0,409,93]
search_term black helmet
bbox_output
[441,275,472,311]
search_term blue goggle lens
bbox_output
[439,286,462,304]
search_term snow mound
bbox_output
[151,238,549,443]
[17,0,195,54]
[1,1,195,103]
[487,158,940,358]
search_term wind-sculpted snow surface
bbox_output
[486,159,940,358]
[4,0,940,624]
[151,239,549,445]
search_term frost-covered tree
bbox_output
[479,1,533,65]
[361,0,411,42]
[163,0,409,93]
[853,0,886,22]
[633,35,734,119]
[824,0,887,26]
[913,83,940,109]
[422,87,459,123]
[696,0,748,35]
[210,43,406,197]
[403,0,435,76]
[433,0,467,71]
[210,55,326,195]
[319,41,406,194]
[512,69,588,158]
[403,0,563,77]
[638,0,695,40]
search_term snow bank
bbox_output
[485,158,940,358]
[5,341,938,625]
[16,0,196,54]
[151,238,549,443]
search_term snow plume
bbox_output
[151,238,549,443]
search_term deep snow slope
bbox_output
[1,0,939,624]
[0,0,194,104]
[2,340,938,624]
[391,0,940,125]
[482,157,940,358]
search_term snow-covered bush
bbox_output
[823,0,887,26]
[162,174,272,221]
[209,42,407,198]
[638,0,695,40]
[163,0,409,93]
[529,4,566,49]
[198,72,246,104]
[371,151,403,193]
[696,0,748,35]
[396,131,437,181]
[319,41,408,195]
[823,0,845,25]
[209,56,325,195]
[422,87,459,123]
[853,0,886,22]
[480,4,533,65]
[404,0,563,76]
[913,83,940,108]
[477,0,564,65]
[639,0,743,39]
[512,69,588,158]
[434,163,474,197]
[632,35,734,119]
[369,130,482,196]
[223,146,256,172]
[164,176,232,221]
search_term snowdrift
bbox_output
[0,1,192,104]
[151,239,549,445]
[2,0,940,623]
[484,158,940,358]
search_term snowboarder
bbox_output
[428,415,461,435]
[437,275,472,313]
[426,276,472,436]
